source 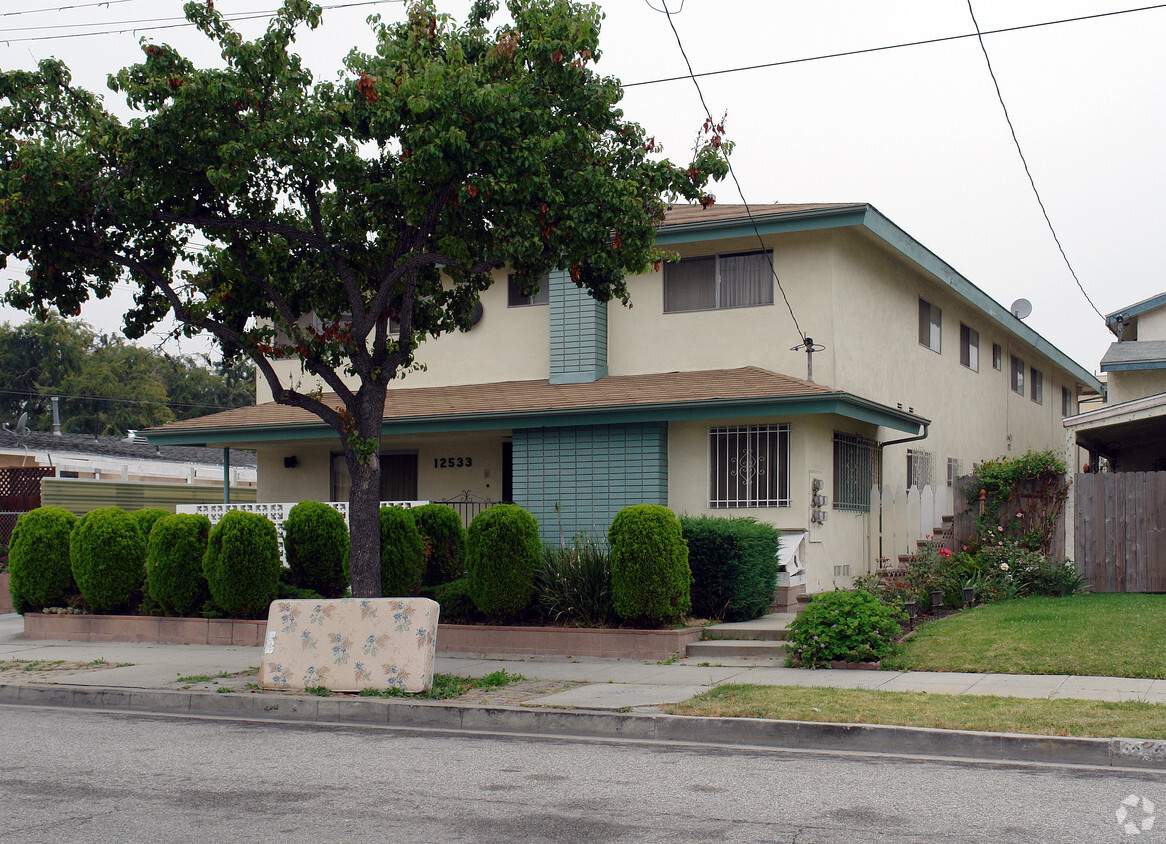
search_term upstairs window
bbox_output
[1030,367,1043,405]
[959,323,979,371]
[1011,355,1025,394]
[992,343,1003,370]
[1062,386,1074,417]
[918,299,941,353]
[508,273,549,306]
[664,251,774,313]
[946,457,962,487]
[709,424,789,508]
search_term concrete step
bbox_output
[702,627,788,642]
[685,639,789,659]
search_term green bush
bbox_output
[379,506,425,597]
[70,507,146,614]
[608,504,691,624]
[534,536,613,627]
[7,506,77,613]
[412,503,467,587]
[145,513,211,617]
[433,577,479,623]
[131,508,172,543]
[202,510,281,619]
[681,515,780,622]
[787,589,905,668]
[284,500,349,598]
[465,504,540,618]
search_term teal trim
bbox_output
[654,205,869,246]
[1101,360,1166,372]
[146,390,924,446]
[513,422,667,542]
[1107,293,1166,326]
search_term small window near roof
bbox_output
[1011,355,1025,394]
[508,273,549,306]
[918,299,941,353]
[1062,386,1073,417]
[1030,367,1043,404]
[992,343,1002,370]
[959,323,979,371]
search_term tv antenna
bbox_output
[3,411,30,466]
[1010,298,1033,320]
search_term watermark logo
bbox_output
[1117,794,1156,835]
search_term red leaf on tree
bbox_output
[168,77,183,91]
[357,73,378,104]
[699,194,716,209]
[466,185,479,198]
[551,49,563,64]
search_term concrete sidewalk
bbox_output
[3,612,1165,710]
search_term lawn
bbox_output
[666,684,1166,739]
[882,593,1166,678]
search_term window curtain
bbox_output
[719,252,773,308]
[664,256,716,312]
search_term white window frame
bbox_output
[708,424,790,508]
[918,299,941,353]
[907,448,934,488]
[664,250,774,313]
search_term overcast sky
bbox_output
[2,0,1162,376]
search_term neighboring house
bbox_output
[1064,293,1166,472]
[147,203,1100,598]
[0,428,257,487]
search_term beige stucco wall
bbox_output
[256,270,549,403]
[1106,369,1166,406]
[1136,305,1166,340]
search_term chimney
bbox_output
[51,396,61,435]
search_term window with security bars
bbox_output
[946,457,962,488]
[833,432,878,512]
[708,425,789,508]
[906,448,934,488]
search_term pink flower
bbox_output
[1016,512,1023,518]
[997,526,1004,532]
[962,545,968,551]
[937,548,952,558]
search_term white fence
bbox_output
[176,500,427,563]
[865,484,952,572]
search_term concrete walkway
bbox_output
[3,612,1164,710]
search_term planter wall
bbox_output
[21,611,703,660]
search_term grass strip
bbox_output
[665,684,1166,739]
[884,594,1166,679]
[357,669,527,700]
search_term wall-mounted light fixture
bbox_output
[284,456,298,469]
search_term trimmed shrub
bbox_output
[379,506,425,597]
[7,506,77,613]
[465,504,540,618]
[534,536,613,627]
[681,516,781,622]
[412,503,467,587]
[284,500,349,598]
[203,510,281,619]
[145,513,211,617]
[70,507,146,614]
[608,504,691,624]
[131,508,172,543]
[786,589,905,668]
[433,577,478,623]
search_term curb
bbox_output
[4,682,1166,770]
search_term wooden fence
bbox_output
[865,483,952,572]
[1073,471,1166,592]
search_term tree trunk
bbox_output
[347,454,383,597]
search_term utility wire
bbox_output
[1,0,141,17]
[653,0,808,345]
[625,2,1166,88]
[0,0,403,43]
[965,0,1106,323]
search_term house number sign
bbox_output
[433,457,473,468]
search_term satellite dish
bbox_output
[15,412,27,435]
[1010,298,1033,320]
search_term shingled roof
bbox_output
[150,366,841,436]
[0,428,256,467]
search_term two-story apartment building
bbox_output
[147,203,1100,595]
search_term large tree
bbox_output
[0,0,728,596]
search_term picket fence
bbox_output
[865,483,952,571]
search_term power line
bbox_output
[965,0,1106,323]
[1,0,141,17]
[0,0,403,43]
[625,3,1166,88]
[653,0,808,345]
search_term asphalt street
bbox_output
[3,705,1165,843]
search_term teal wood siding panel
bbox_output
[548,269,608,385]
[512,422,667,542]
